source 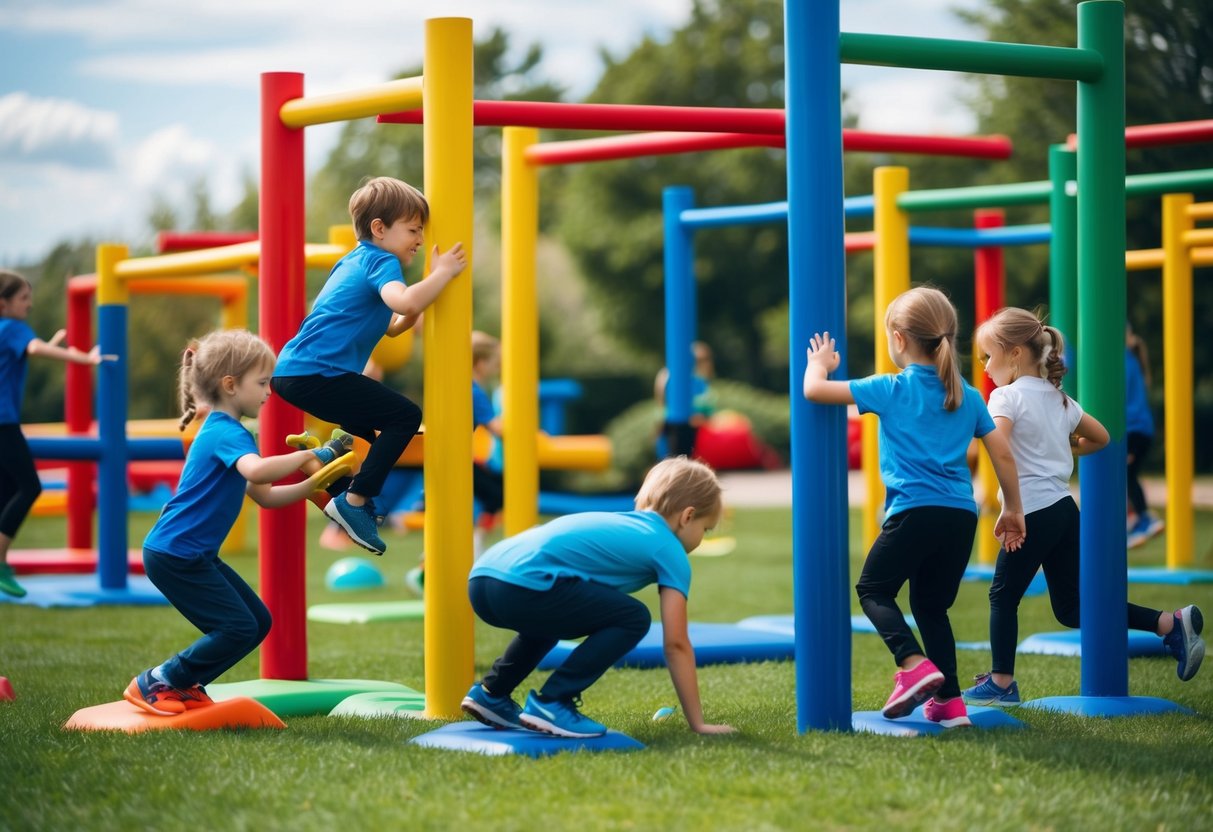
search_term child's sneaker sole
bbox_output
[123,677,185,716]
[461,698,516,730]
[518,713,604,739]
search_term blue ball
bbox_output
[325,556,385,591]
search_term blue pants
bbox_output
[143,548,272,688]
[469,576,651,702]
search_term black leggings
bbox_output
[0,424,41,539]
[271,373,422,500]
[856,506,977,699]
[988,496,1162,675]
[1126,431,1152,517]
[469,575,651,702]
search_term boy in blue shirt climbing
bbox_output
[272,176,466,555]
[461,456,736,739]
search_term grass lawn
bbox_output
[2,504,1212,831]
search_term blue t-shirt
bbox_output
[472,381,495,429]
[1125,349,1154,437]
[274,241,404,377]
[470,510,692,598]
[0,319,36,424]
[143,411,258,558]
[850,363,995,519]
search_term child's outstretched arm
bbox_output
[981,419,1026,552]
[380,242,467,321]
[1070,412,1110,456]
[243,451,354,508]
[802,332,854,404]
[659,586,736,735]
[27,330,114,365]
[236,449,329,486]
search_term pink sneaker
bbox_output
[882,659,945,719]
[924,696,972,728]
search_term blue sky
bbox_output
[0,0,980,265]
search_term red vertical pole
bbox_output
[66,280,94,549]
[974,209,1006,399]
[259,72,307,680]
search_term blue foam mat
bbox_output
[409,721,644,757]
[1016,629,1168,657]
[734,614,989,652]
[1020,695,1192,717]
[1125,567,1213,585]
[0,574,167,608]
[538,622,795,670]
[852,703,1025,736]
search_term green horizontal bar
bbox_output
[896,168,1213,214]
[898,181,1052,213]
[1125,168,1213,197]
[841,32,1104,82]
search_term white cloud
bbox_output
[0,92,119,168]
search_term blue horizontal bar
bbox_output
[680,194,874,229]
[909,224,1052,247]
[28,436,186,461]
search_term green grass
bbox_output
[3,506,1212,831]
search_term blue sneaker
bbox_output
[1127,515,1165,549]
[519,690,607,738]
[962,672,1021,707]
[461,683,522,729]
[1164,605,1205,682]
[324,492,386,555]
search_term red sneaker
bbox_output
[123,671,189,716]
[882,659,944,719]
[180,685,216,710]
[924,696,972,728]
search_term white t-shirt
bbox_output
[987,375,1084,514]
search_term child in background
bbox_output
[272,176,466,555]
[125,329,350,715]
[803,286,1026,729]
[461,456,736,738]
[404,330,504,595]
[962,309,1203,706]
[0,270,111,598]
[1125,322,1164,548]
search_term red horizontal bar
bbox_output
[1066,119,1213,150]
[380,100,1012,159]
[526,127,1009,167]
[382,100,785,134]
[156,231,257,253]
[845,231,876,252]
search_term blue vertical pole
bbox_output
[96,303,128,590]
[1076,0,1127,698]
[786,0,852,731]
[662,186,697,457]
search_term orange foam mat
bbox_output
[63,697,285,733]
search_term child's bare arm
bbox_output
[235,450,320,485]
[660,587,736,735]
[27,331,114,365]
[385,313,418,336]
[1070,412,1110,456]
[380,242,467,319]
[802,333,854,404]
[246,478,316,508]
[981,420,1026,551]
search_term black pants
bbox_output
[988,496,1162,675]
[271,373,422,500]
[469,575,651,702]
[1126,431,1152,517]
[0,424,41,539]
[856,506,977,699]
[472,463,504,515]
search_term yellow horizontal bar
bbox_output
[113,241,350,280]
[1183,228,1213,247]
[280,77,424,128]
[1187,203,1213,220]
[1125,248,1162,271]
[1197,247,1213,266]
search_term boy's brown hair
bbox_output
[472,330,500,366]
[349,176,429,241]
[635,456,722,520]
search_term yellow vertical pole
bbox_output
[502,127,540,536]
[1162,193,1194,568]
[422,16,475,718]
[868,167,909,548]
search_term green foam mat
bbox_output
[329,689,428,719]
[208,678,417,717]
[306,600,425,624]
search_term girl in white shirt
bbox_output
[963,308,1204,706]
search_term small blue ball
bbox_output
[325,556,385,591]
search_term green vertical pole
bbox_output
[1075,0,1126,699]
[1048,144,1078,392]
